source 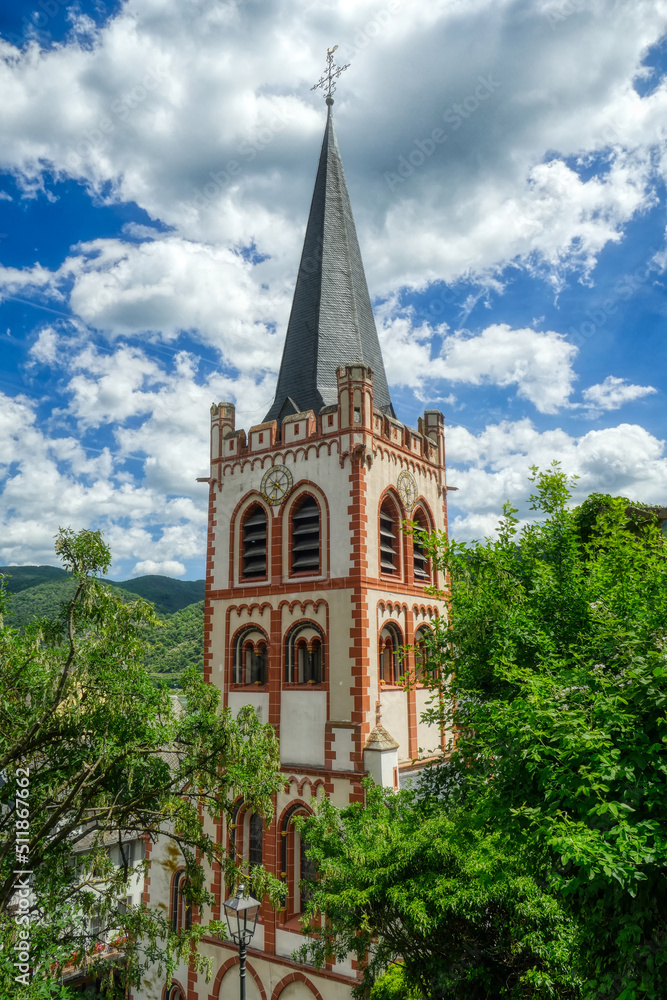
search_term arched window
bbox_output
[242,505,268,579]
[229,805,264,900]
[164,985,185,1000]
[171,870,192,933]
[414,626,432,683]
[412,507,430,582]
[233,628,268,686]
[379,623,402,685]
[280,803,314,918]
[291,495,320,574]
[379,497,399,575]
[285,625,325,684]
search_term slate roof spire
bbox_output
[264,90,395,424]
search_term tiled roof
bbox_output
[265,103,395,423]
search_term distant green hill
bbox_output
[114,575,204,613]
[0,565,70,593]
[1,571,205,688]
[0,566,204,615]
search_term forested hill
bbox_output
[0,567,205,688]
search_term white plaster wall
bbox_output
[228,691,270,723]
[379,689,409,760]
[364,748,398,789]
[275,927,308,960]
[331,727,354,770]
[280,692,326,767]
[327,589,355,721]
[416,687,442,755]
[218,965,263,1000]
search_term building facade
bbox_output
[143,94,450,1000]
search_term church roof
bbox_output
[265,100,395,423]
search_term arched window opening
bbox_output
[286,626,325,685]
[280,803,314,918]
[380,498,399,575]
[299,832,317,912]
[291,496,320,574]
[233,628,268,686]
[248,812,263,897]
[164,986,185,1000]
[171,870,192,933]
[379,623,402,685]
[242,505,268,579]
[413,510,430,581]
[414,626,432,683]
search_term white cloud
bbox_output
[379,311,577,413]
[446,418,667,539]
[129,559,186,578]
[441,324,577,413]
[582,375,657,411]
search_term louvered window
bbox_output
[242,506,267,578]
[291,496,320,573]
[380,500,398,574]
[412,508,430,581]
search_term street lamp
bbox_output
[223,883,261,1000]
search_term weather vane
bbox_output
[311,45,350,103]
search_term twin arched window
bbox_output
[285,624,324,684]
[380,494,431,583]
[240,494,322,581]
[233,627,268,685]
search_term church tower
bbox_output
[194,58,449,1000]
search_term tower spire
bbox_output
[265,57,394,424]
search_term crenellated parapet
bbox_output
[209,364,445,477]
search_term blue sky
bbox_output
[1,0,666,579]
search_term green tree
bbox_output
[299,468,667,999]
[0,529,284,998]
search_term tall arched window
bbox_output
[379,623,402,685]
[291,495,320,574]
[164,985,185,1000]
[412,507,430,582]
[280,803,314,918]
[170,870,192,933]
[285,625,325,685]
[242,505,268,579]
[233,627,268,685]
[379,497,399,575]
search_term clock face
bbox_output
[397,470,417,512]
[260,465,293,506]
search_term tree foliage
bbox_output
[300,467,667,999]
[0,528,283,998]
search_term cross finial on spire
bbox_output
[311,45,350,104]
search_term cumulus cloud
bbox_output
[582,375,657,411]
[446,418,667,539]
[130,559,186,578]
[379,311,577,413]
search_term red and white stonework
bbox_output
[135,98,449,1000]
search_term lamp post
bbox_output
[223,884,261,1000]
